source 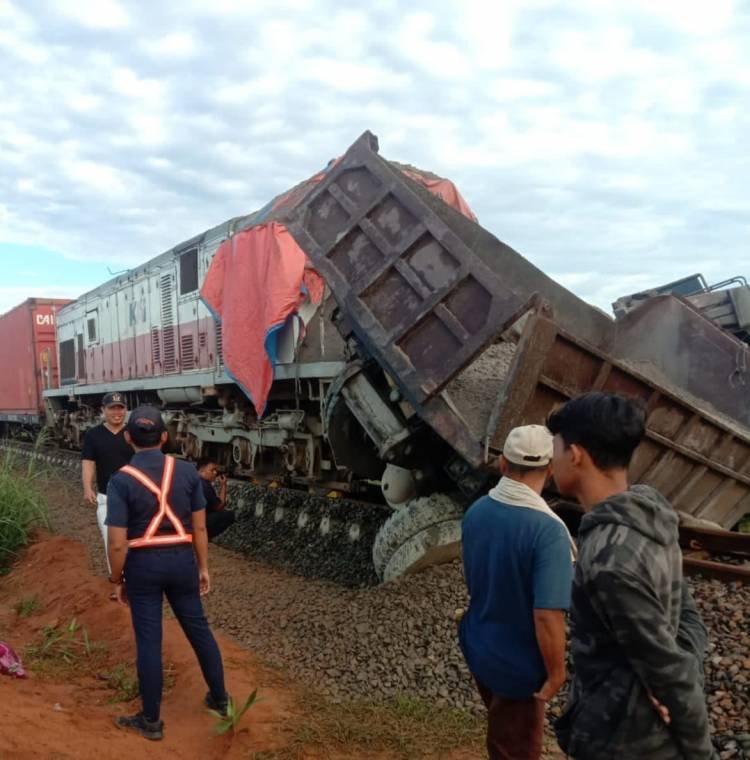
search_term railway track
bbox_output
[680,525,750,584]
[3,438,749,586]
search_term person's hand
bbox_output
[216,474,227,488]
[83,487,97,506]
[533,673,566,702]
[114,582,128,607]
[649,694,671,725]
[199,569,211,596]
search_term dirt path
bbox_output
[0,534,495,759]
[0,536,302,759]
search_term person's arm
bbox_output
[107,526,128,604]
[81,460,97,505]
[105,475,130,604]
[192,508,210,595]
[190,469,210,594]
[531,522,574,701]
[216,474,227,510]
[591,568,714,759]
[533,609,567,700]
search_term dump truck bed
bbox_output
[488,312,750,529]
[285,131,750,529]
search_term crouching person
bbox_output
[196,458,236,540]
[106,405,230,740]
[459,425,576,760]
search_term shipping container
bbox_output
[0,298,71,430]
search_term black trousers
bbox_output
[206,509,235,540]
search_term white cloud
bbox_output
[142,31,197,58]
[0,1,35,34]
[54,0,130,29]
[0,0,747,313]
[110,67,166,101]
[60,158,128,197]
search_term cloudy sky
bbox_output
[1,0,748,316]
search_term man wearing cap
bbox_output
[459,425,575,760]
[196,458,236,541]
[81,392,134,572]
[105,405,229,741]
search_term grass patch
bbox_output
[14,594,41,617]
[0,439,51,571]
[251,691,483,760]
[25,617,106,677]
[101,661,177,703]
[101,663,140,703]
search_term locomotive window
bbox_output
[87,317,97,342]
[179,248,199,295]
[59,339,75,385]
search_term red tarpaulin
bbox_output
[201,167,475,416]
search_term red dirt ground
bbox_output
[0,536,304,759]
[0,536,491,760]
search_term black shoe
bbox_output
[205,691,230,717]
[115,712,164,740]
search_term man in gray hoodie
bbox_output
[547,392,715,760]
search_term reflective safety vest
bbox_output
[119,455,193,549]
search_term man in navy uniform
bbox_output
[106,405,229,741]
[81,391,133,572]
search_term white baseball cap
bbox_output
[503,425,553,467]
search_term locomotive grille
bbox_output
[180,334,195,370]
[160,274,177,373]
[151,327,161,364]
[215,320,223,365]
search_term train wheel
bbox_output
[372,494,463,582]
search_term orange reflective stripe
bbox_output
[119,456,192,549]
[128,534,193,549]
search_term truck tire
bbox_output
[372,494,463,581]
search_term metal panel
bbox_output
[613,296,750,426]
[287,131,530,408]
[730,286,750,331]
[486,313,750,529]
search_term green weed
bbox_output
[102,661,176,703]
[14,595,41,617]
[208,689,260,735]
[0,439,50,570]
[26,617,103,665]
[102,663,140,703]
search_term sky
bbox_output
[1,0,749,317]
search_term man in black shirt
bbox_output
[81,392,134,571]
[196,458,236,540]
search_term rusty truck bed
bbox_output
[286,131,750,530]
